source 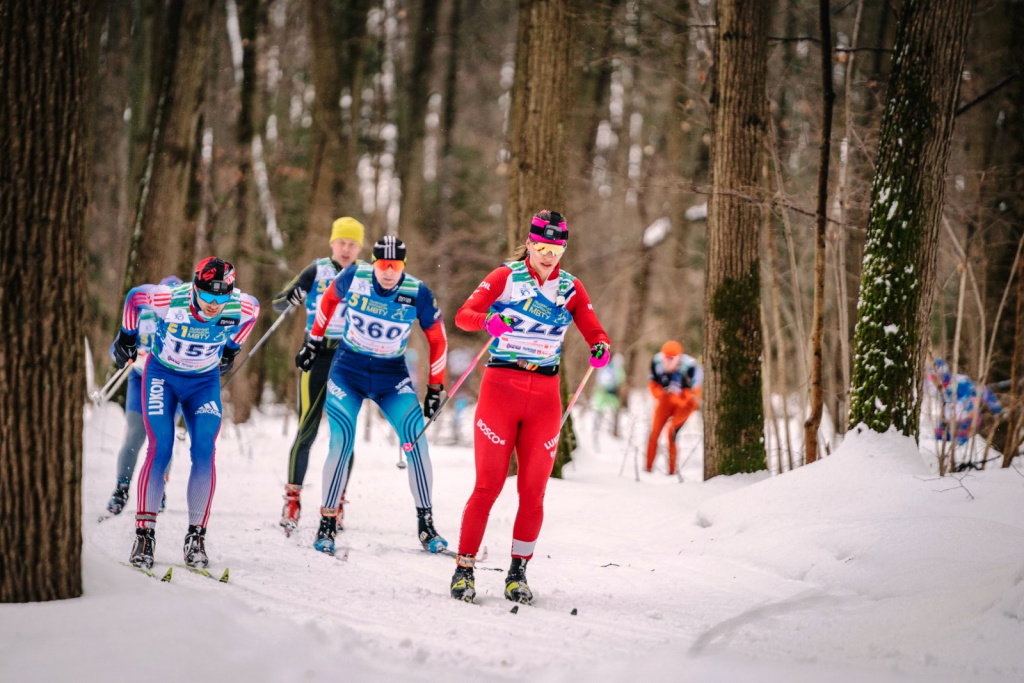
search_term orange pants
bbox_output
[646,389,699,474]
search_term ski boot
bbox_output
[313,508,338,555]
[280,484,301,535]
[504,557,533,605]
[106,479,130,515]
[129,528,156,569]
[417,507,448,553]
[450,555,476,602]
[183,524,208,568]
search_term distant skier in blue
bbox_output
[927,358,1003,446]
[104,275,183,517]
[295,236,449,556]
[111,258,259,569]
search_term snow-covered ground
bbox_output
[3,400,1024,682]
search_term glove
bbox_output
[219,346,240,376]
[286,287,306,307]
[295,338,323,372]
[423,384,444,419]
[483,312,514,337]
[111,331,138,369]
[589,342,611,368]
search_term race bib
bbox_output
[345,311,410,357]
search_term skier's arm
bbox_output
[272,263,317,312]
[121,284,172,334]
[565,278,610,347]
[227,293,261,349]
[455,266,511,331]
[309,265,356,340]
[416,283,448,385]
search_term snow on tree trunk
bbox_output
[0,0,89,602]
[849,0,973,438]
[702,0,769,479]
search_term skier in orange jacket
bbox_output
[646,340,702,475]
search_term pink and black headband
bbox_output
[529,212,569,245]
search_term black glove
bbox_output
[220,346,241,376]
[295,338,323,372]
[111,331,138,369]
[286,287,306,307]
[423,384,444,419]
[679,370,692,390]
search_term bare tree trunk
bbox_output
[804,0,835,464]
[505,0,577,250]
[1004,254,1024,467]
[397,0,440,237]
[849,0,974,438]
[125,0,213,290]
[702,0,769,479]
[435,0,464,311]
[0,0,89,602]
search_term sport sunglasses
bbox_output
[530,241,565,256]
[373,258,406,273]
[196,289,232,305]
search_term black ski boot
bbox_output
[504,557,533,604]
[183,524,208,568]
[450,555,476,602]
[313,509,338,555]
[417,507,448,553]
[107,479,130,515]
[129,528,156,569]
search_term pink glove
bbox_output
[589,342,611,368]
[484,312,514,337]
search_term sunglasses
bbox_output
[373,259,406,273]
[196,289,231,305]
[530,241,565,256]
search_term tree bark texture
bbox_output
[803,0,836,464]
[702,0,769,479]
[303,0,369,264]
[125,0,213,290]
[0,0,89,602]
[505,0,577,251]
[849,0,974,438]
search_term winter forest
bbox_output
[3,0,1024,681]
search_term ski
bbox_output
[174,564,230,583]
[121,562,173,583]
[509,604,578,615]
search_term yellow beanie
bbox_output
[330,217,365,246]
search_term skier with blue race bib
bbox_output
[104,275,182,517]
[272,217,365,535]
[295,236,449,556]
[111,257,260,569]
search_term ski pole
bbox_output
[91,362,133,404]
[559,366,595,430]
[222,304,293,389]
[401,340,490,453]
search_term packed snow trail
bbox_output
[2,402,1023,682]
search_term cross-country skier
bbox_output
[646,340,702,475]
[104,275,182,516]
[449,210,610,604]
[272,217,365,535]
[112,258,259,569]
[295,236,448,556]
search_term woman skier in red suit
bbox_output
[449,210,610,604]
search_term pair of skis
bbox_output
[122,562,229,584]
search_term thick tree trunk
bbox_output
[702,0,769,479]
[505,0,577,250]
[303,0,369,263]
[124,0,213,290]
[849,0,974,438]
[0,0,89,602]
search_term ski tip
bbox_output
[219,568,230,583]
[161,567,173,582]
[510,605,519,614]
[570,607,577,616]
